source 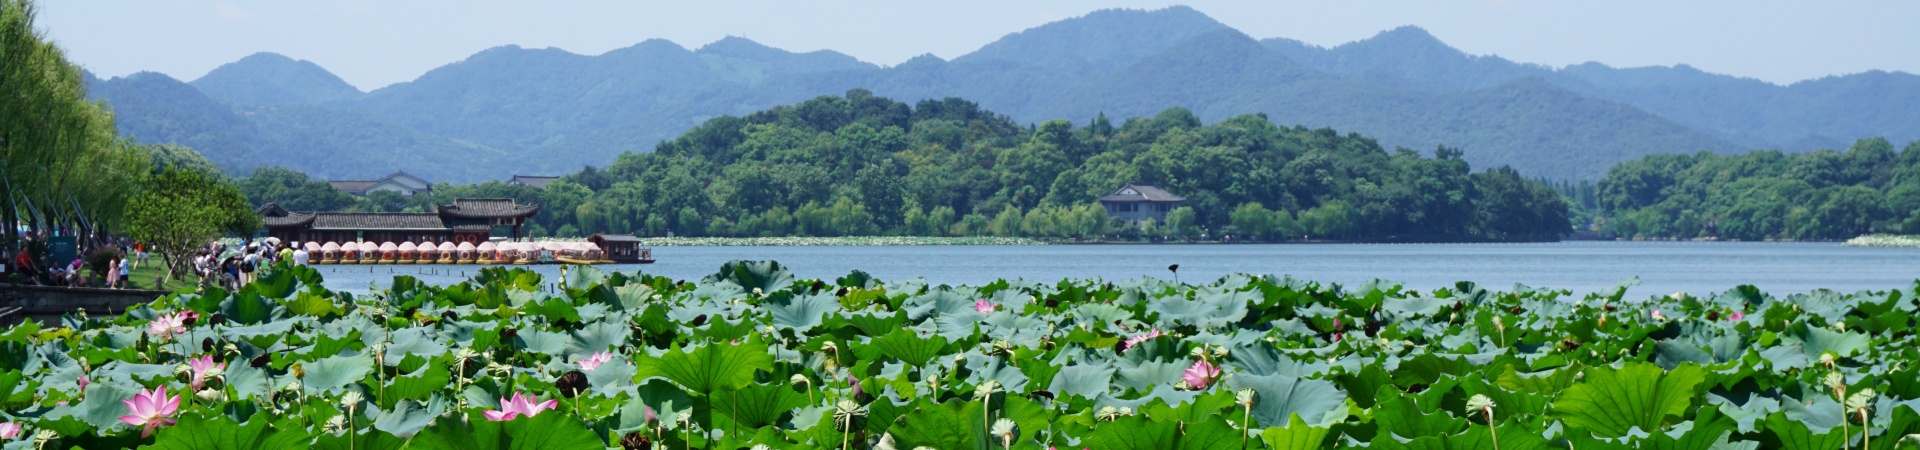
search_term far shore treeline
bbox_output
[239,90,1573,242]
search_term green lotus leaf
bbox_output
[886,399,984,450]
[1783,324,1869,360]
[370,398,445,439]
[563,265,607,290]
[611,284,654,310]
[1763,410,1846,450]
[713,381,809,430]
[524,297,581,324]
[767,291,841,333]
[142,411,311,450]
[301,352,375,396]
[385,359,452,406]
[1047,363,1116,402]
[410,410,602,450]
[1373,385,1468,440]
[221,291,284,325]
[1640,408,1736,450]
[1140,388,1236,424]
[511,328,569,356]
[1261,413,1334,450]
[635,337,773,395]
[75,382,137,432]
[567,320,628,356]
[703,260,795,294]
[1226,373,1347,428]
[836,270,875,289]
[1083,414,1242,450]
[863,328,950,368]
[1552,362,1705,438]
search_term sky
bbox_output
[38,1,1920,92]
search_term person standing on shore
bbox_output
[118,254,131,289]
[106,257,120,289]
[292,244,310,266]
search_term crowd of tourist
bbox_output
[5,224,311,291]
[3,228,142,289]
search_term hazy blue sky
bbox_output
[39,1,1919,91]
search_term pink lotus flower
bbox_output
[77,374,89,392]
[1650,309,1666,321]
[848,374,864,398]
[119,387,180,438]
[578,351,614,372]
[1183,359,1220,390]
[974,300,996,313]
[1122,329,1164,351]
[0,422,19,440]
[147,312,187,339]
[188,355,226,389]
[483,392,558,421]
[1728,311,1745,322]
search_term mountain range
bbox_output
[84,6,1918,182]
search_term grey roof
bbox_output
[328,181,377,192]
[507,175,560,189]
[438,198,539,218]
[592,234,643,243]
[1097,183,1186,203]
[311,213,449,230]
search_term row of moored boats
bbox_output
[301,241,612,265]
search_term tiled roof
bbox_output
[1097,183,1186,202]
[451,224,493,232]
[311,213,449,230]
[263,212,316,227]
[507,175,560,189]
[438,198,539,218]
[329,181,377,192]
[591,234,643,243]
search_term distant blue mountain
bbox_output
[84,6,1914,181]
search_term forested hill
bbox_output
[90,6,1915,181]
[1593,137,1920,240]
[245,91,1572,242]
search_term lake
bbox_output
[310,241,1920,298]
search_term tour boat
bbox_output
[475,242,497,265]
[456,242,477,264]
[398,242,419,264]
[358,242,380,264]
[320,242,341,264]
[437,242,458,264]
[378,242,399,264]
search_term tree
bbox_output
[125,169,258,283]
[1165,206,1197,238]
[1230,202,1275,240]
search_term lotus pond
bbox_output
[0,261,1916,449]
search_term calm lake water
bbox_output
[311,241,1920,299]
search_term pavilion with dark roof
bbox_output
[1098,183,1186,225]
[258,198,540,244]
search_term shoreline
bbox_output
[1844,234,1920,248]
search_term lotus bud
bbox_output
[752,287,763,297]
[1492,316,1505,332]
[1820,353,1838,369]
[340,391,364,408]
[1211,345,1230,359]
[196,388,226,403]
[284,380,303,393]
[1235,388,1256,407]
[291,362,305,379]
[173,364,192,377]
[790,374,810,386]
[1189,346,1208,358]
[1097,406,1123,422]
[1831,320,1846,331]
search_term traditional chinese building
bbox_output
[1098,183,1186,225]
[258,198,539,244]
[329,172,432,197]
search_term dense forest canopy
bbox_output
[243,90,1571,241]
[1594,137,1920,240]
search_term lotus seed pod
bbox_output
[1118,406,1135,416]
[1821,353,1838,368]
[790,374,809,385]
[196,388,226,403]
[1211,346,1230,359]
[202,365,224,380]
[31,429,57,444]
[975,380,1002,399]
[325,415,347,432]
[990,418,1018,442]
[173,364,191,377]
[1096,406,1122,422]
[1235,388,1256,406]
[1189,346,1207,358]
[284,380,303,393]
[1825,372,1846,390]
[1846,388,1877,411]
[619,432,653,450]
[340,391,364,407]
[1466,394,1496,415]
